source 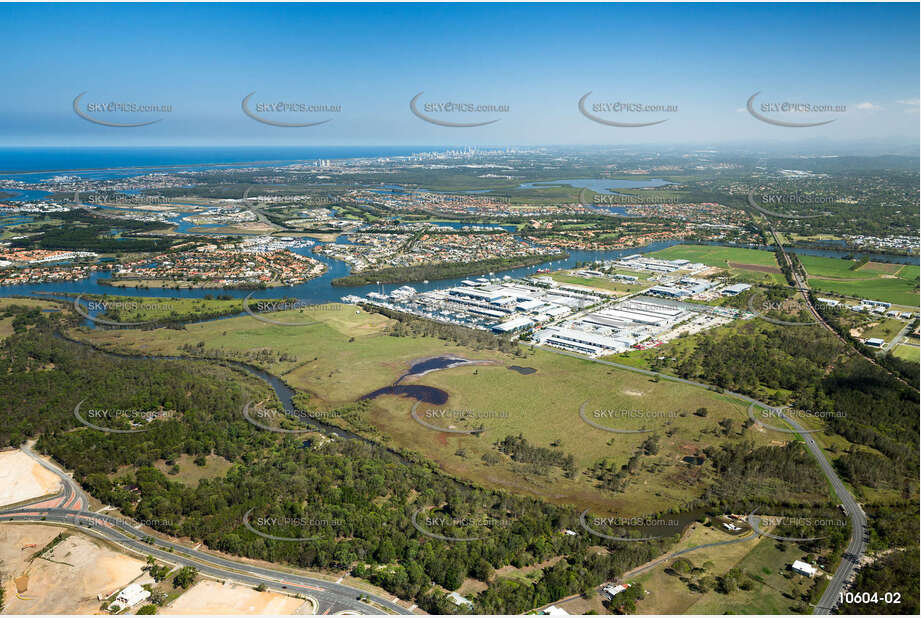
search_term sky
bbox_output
[2,2,919,148]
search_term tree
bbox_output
[172,566,198,589]
[472,558,494,582]
[137,605,158,614]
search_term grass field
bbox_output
[633,522,816,615]
[650,244,780,268]
[366,345,786,514]
[70,300,789,516]
[893,344,920,363]
[153,453,235,487]
[649,245,786,285]
[799,255,920,306]
[687,526,822,614]
[858,318,906,342]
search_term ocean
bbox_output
[0,146,446,176]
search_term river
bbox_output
[3,237,917,314]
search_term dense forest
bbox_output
[663,316,919,491]
[9,211,177,253]
[2,294,917,613]
[1,308,668,614]
[837,549,919,615]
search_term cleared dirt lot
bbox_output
[0,523,150,615]
[0,449,61,508]
[161,580,312,614]
[727,261,782,274]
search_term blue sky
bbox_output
[2,2,918,147]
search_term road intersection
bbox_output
[1,446,413,616]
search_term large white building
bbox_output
[109,583,151,611]
[791,560,818,577]
[722,283,752,296]
[536,296,696,356]
[535,327,634,356]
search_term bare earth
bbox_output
[0,449,62,508]
[728,261,782,274]
[161,580,312,615]
[0,524,151,614]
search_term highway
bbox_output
[8,265,881,615]
[539,346,868,615]
[779,418,867,614]
[1,448,413,615]
[768,226,917,393]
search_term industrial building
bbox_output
[721,283,752,296]
[535,296,696,357]
[646,277,713,299]
[492,316,535,333]
[348,273,738,357]
[535,326,635,355]
[347,277,599,333]
[605,254,706,274]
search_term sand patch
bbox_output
[162,580,310,615]
[0,524,149,614]
[0,449,62,508]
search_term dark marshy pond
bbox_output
[361,356,472,404]
[360,384,449,405]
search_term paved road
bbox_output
[884,320,913,352]
[539,346,867,614]
[13,279,875,614]
[19,441,88,510]
[768,226,917,393]
[782,422,867,615]
[1,449,412,615]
